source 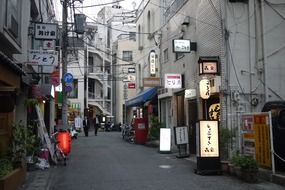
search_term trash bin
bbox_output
[134,118,148,144]
[56,131,71,155]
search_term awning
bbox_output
[126,87,157,107]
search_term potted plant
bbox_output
[0,121,28,190]
[231,152,258,183]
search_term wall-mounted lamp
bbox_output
[182,16,190,26]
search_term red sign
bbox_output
[128,83,136,89]
[51,69,60,86]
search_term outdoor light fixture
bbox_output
[198,56,220,75]
[199,78,211,99]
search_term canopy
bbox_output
[126,87,157,107]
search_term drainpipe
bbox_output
[260,0,268,103]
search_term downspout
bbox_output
[260,0,268,102]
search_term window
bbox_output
[175,52,184,60]
[122,51,133,62]
[5,0,21,40]
[88,56,94,73]
[67,79,78,98]
[163,48,168,63]
[129,32,136,41]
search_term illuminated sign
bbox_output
[199,78,211,99]
[209,103,220,121]
[185,89,196,99]
[173,39,191,53]
[165,74,182,89]
[149,51,156,75]
[159,128,171,152]
[200,120,219,157]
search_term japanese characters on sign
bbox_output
[35,23,57,40]
[28,50,58,66]
[165,74,182,89]
[174,126,189,145]
[149,51,156,75]
[199,78,211,99]
[128,83,136,89]
[200,120,219,157]
[209,103,220,121]
[173,39,191,53]
[199,61,218,74]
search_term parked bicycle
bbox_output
[122,124,135,143]
[50,130,71,166]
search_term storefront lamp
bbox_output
[198,56,220,75]
[199,78,211,99]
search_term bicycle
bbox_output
[50,131,69,166]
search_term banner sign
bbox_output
[28,50,58,66]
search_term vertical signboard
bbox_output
[242,113,271,168]
[159,128,171,153]
[149,51,156,75]
[199,121,219,157]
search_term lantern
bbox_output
[199,78,211,99]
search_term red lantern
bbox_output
[56,131,71,155]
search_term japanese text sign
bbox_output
[174,126,189,145]
[199,61,218,75]
[165,74,182,89]
[173,39,191,53]
[28,50,58,66]
[199,79,211,99]
[35,23,57,40]
[200,120,219,157]
[149,51,156,75]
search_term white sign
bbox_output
[160,128,171,152]
[149,51,156,75]
[185,89,196,99]
[174,126,189,145]
[173,39,191,53]
[199,79,211,99]
[35,23,57,40]
[28,50,58,66]
[200,121,219,157]
[127,75,136,82]
[165,74,182,89]
[43,40,55,50]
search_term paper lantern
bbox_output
[199,79,211,99]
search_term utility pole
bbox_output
[61,0,68,129]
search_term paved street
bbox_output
[21,131,284,190]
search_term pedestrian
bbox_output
[82,116,90,137]
[74,114,82,133]
[93,115,100,136]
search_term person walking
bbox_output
[93,115,100,136]
[82,116,90,137]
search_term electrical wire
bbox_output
[74,0,125,8]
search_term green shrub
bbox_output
[0,158,13,178]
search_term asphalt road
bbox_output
[21,131,284,190]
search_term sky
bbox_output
[54,0,142,22]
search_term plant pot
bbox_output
[234,166,242,179]
[220,161,230,174]
[0,167,26,190]
[241,169,258,183]
[228,163,235,176]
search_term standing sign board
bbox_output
[174,126,190,158]
[241,113,272,168]
[195,120,221,175]
[159,128,171,153]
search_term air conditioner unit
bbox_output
[210,76,221,93]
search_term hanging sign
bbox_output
[149,51,156,75]
[173,39,191,53]
[35,23,57,40]
[28,50,58,66]
[199,120,219,157]
[199,78,211,99]
[165,74,182,89]
[209,103,220,121]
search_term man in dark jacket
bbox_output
[82,116,90,137]
[93,115,100,136]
